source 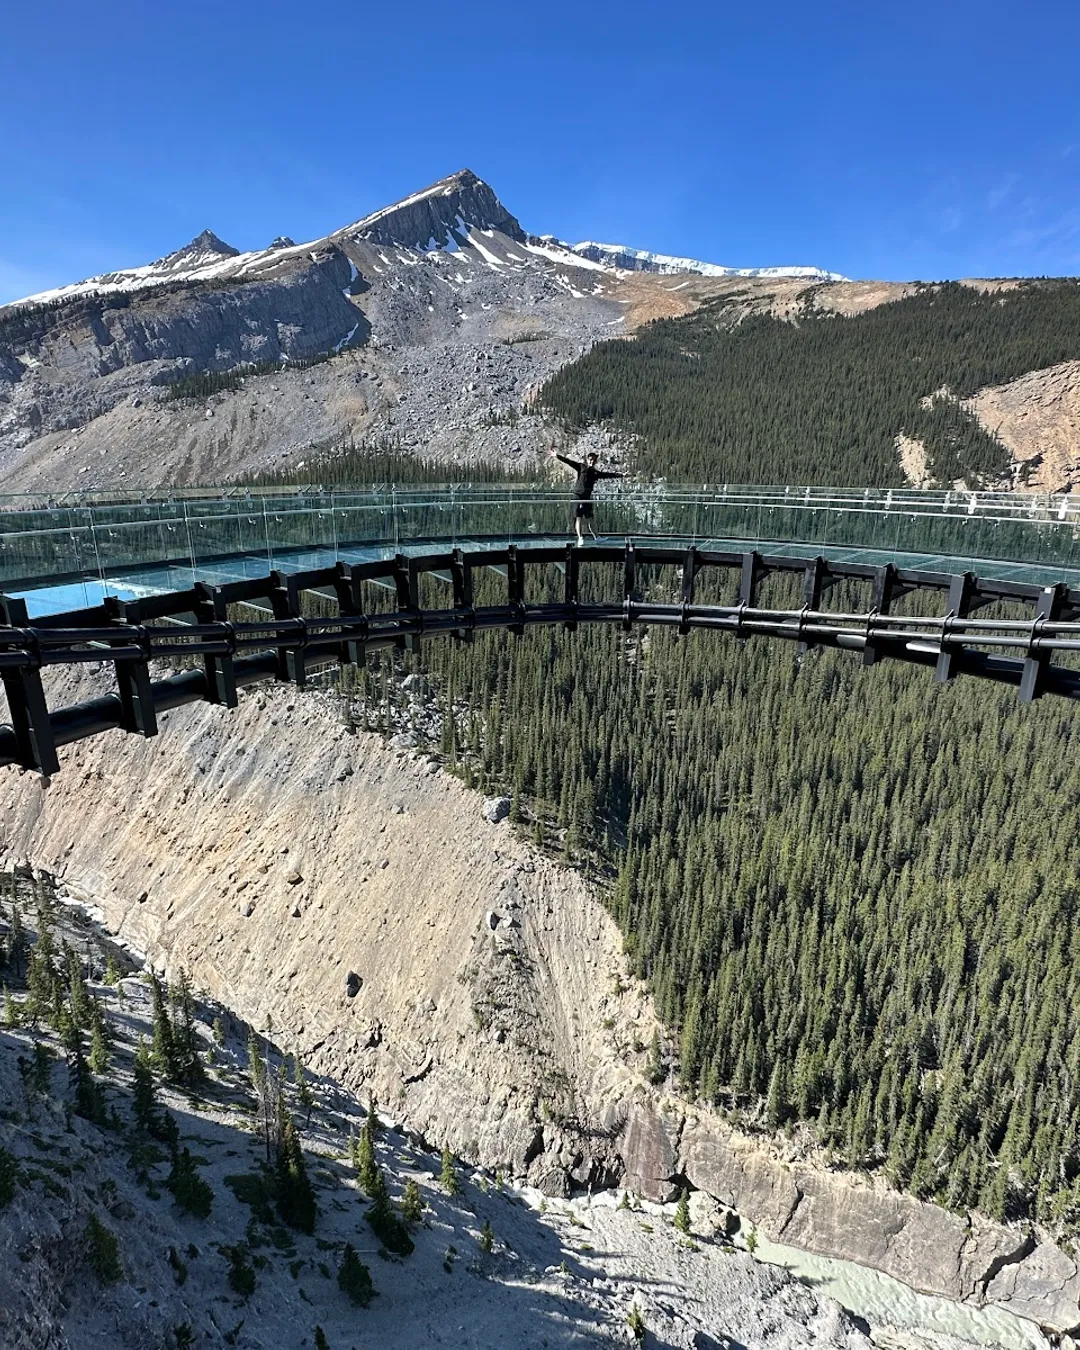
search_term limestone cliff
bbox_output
[0,673,1078,1334]
[0,247,365,455]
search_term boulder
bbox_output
[482,796,511,824]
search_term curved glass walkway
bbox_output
[2,483,1079,618]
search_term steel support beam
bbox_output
[936,572,977,683]
[738,551,764,640]
[864,565,899,667]
[269,571,306,686]
[1020,583,1069,703]
[0,596,59,775]
[194,582,239,706]
[564,544,580,632]
[103,597,158,737]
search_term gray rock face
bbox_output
[348,168,525,248]
[0,246,366,453]
[619,1102,680,1201]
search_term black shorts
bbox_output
[574,500,594,519]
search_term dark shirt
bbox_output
[556,454,623,499]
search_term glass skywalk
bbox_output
[1,483,1077,617]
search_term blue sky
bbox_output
[2,0,1078,302]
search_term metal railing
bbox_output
[2,484,1079,599]
[2,540,1079,776]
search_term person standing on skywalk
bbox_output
[550,448,624,544]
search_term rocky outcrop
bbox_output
[966,359,1080,493]
[0,247,367,455]
[1,671,1078,1333]
[343,168,525,248]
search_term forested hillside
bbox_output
[378,563,1080,1236]
[279,290,1080,1238]
[538,279,1080,487]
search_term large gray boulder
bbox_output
[482,796,511,824]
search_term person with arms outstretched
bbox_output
[550,448,624,543]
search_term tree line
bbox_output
[537,279,1080,487]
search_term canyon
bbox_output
[2,669,1078,1341]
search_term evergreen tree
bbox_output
[366,1166,414,1256]
[337,1243,375,1306]
[401,1178,424,1225]
[167,1148,214,1219]
[31,1041,53,1098]
[674,1188,691,1235]
[24,912,58,1027]
[440,1145,461,1197]
[84,1214,122,1284]
[276,1112,316,1234]
[225,1243,256,1297]
[88,995,111,1076]
[645,1031,664,1086]
[353,1115,379,1196]
[149,972,177,1079]
[69,1038,105,1125]
[8,904,26,978]
[170,969,203,1088]
[64,943,91,1031]
[1,984,22,1029]
[132,1042,157,1130]
[0,1144,18,1208]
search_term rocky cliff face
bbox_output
[1,669,1078,1335]
[343,168,526,248]
[0,246,365,457]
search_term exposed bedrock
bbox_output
[345,168,525,247]
[0,673,1077,1332]
[0,248,365,452]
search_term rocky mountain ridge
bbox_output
[567,240,846,281]
[3,170,831,313]
[0,168,853,493]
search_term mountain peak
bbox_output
[341,169,525,249]
[158,230,241,270]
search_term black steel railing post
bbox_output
[1020,583,1069,702]
[935,572,977,683]
[0,595,59,775]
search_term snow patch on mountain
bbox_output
[571,240,846,281]
[522,238,611,272]
[11,231,264,308]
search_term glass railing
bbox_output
[1,484,1078,592]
